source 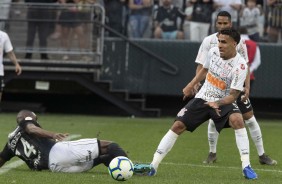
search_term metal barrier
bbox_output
[1,2,105,72]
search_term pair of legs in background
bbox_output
[204,95,277,165]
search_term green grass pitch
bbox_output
[0,113,281,184]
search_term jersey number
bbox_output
[21,138,37,157]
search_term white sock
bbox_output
[151,129,179,169]
[235,128,250,169]
[208,119,219,153]
[245,116,264,156]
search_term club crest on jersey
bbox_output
[240,64,245,70]
[177,108,187,117]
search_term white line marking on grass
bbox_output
[0,134,81,175]
[0,160,24,175]
[161,162,282,173]
[63,134,81,141]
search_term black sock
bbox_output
[93,143,127,167]
[93,154,110,167]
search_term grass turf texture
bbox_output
[0,113,281,184]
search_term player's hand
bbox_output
[205,102,221,116]
[182,85,194,101]
[241,87,250,102]
[53,133,69,142]
[15,63,22,75]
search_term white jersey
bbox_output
[195,47,248,102]
[0,30,13,76]
[195,32,248,66]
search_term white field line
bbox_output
[0,134,81,175]
[133,160,282,174]
[160,161,282,173]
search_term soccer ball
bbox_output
[108,156,134,181]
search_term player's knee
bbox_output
[229,114,245,129]
[171,121,186,135]
[230,120,245,129]
[243,111,253,120]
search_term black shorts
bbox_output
[236,92,253,114]
[175,98,241,133]
[0,76,4,92]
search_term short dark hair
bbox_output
[219,29,241,44]
[16,109,37,124]
[217,11,232,21]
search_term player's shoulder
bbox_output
[235,53,248,66]
[238,38,246,47]
[0,30,8,36]
[203,33,217,42]
[208,47,219,54]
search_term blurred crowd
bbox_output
[6,0,282,44]
[103,0,282,43]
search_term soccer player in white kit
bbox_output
[0,30,22,101]
[148,29,257,179]
[0,110,128,173]
[195,11,277,166]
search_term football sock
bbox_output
[95,143,127,167]
[93,154,110,167]
[235,128,250,169]
[245,116,265,156]
[207,119,219,153]
[151,130,178,169]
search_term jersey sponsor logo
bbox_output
[206,72,226,90]
[177,108,187,117]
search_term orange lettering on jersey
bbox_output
[206,72,227,90]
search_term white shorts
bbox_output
[49,138,100,173]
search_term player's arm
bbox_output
[238,40,250,101]
[25,123,68,141]
[196,64,203,75]
[183,67,208,99]
[194,38,210,91]
[6,51,22,75]
[242,66,251,101]
[206,89,241,116]
[210,89,241,107]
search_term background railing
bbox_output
[1,2,105,72]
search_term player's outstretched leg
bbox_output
[148,119,186,177]
[148,129,179,176]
